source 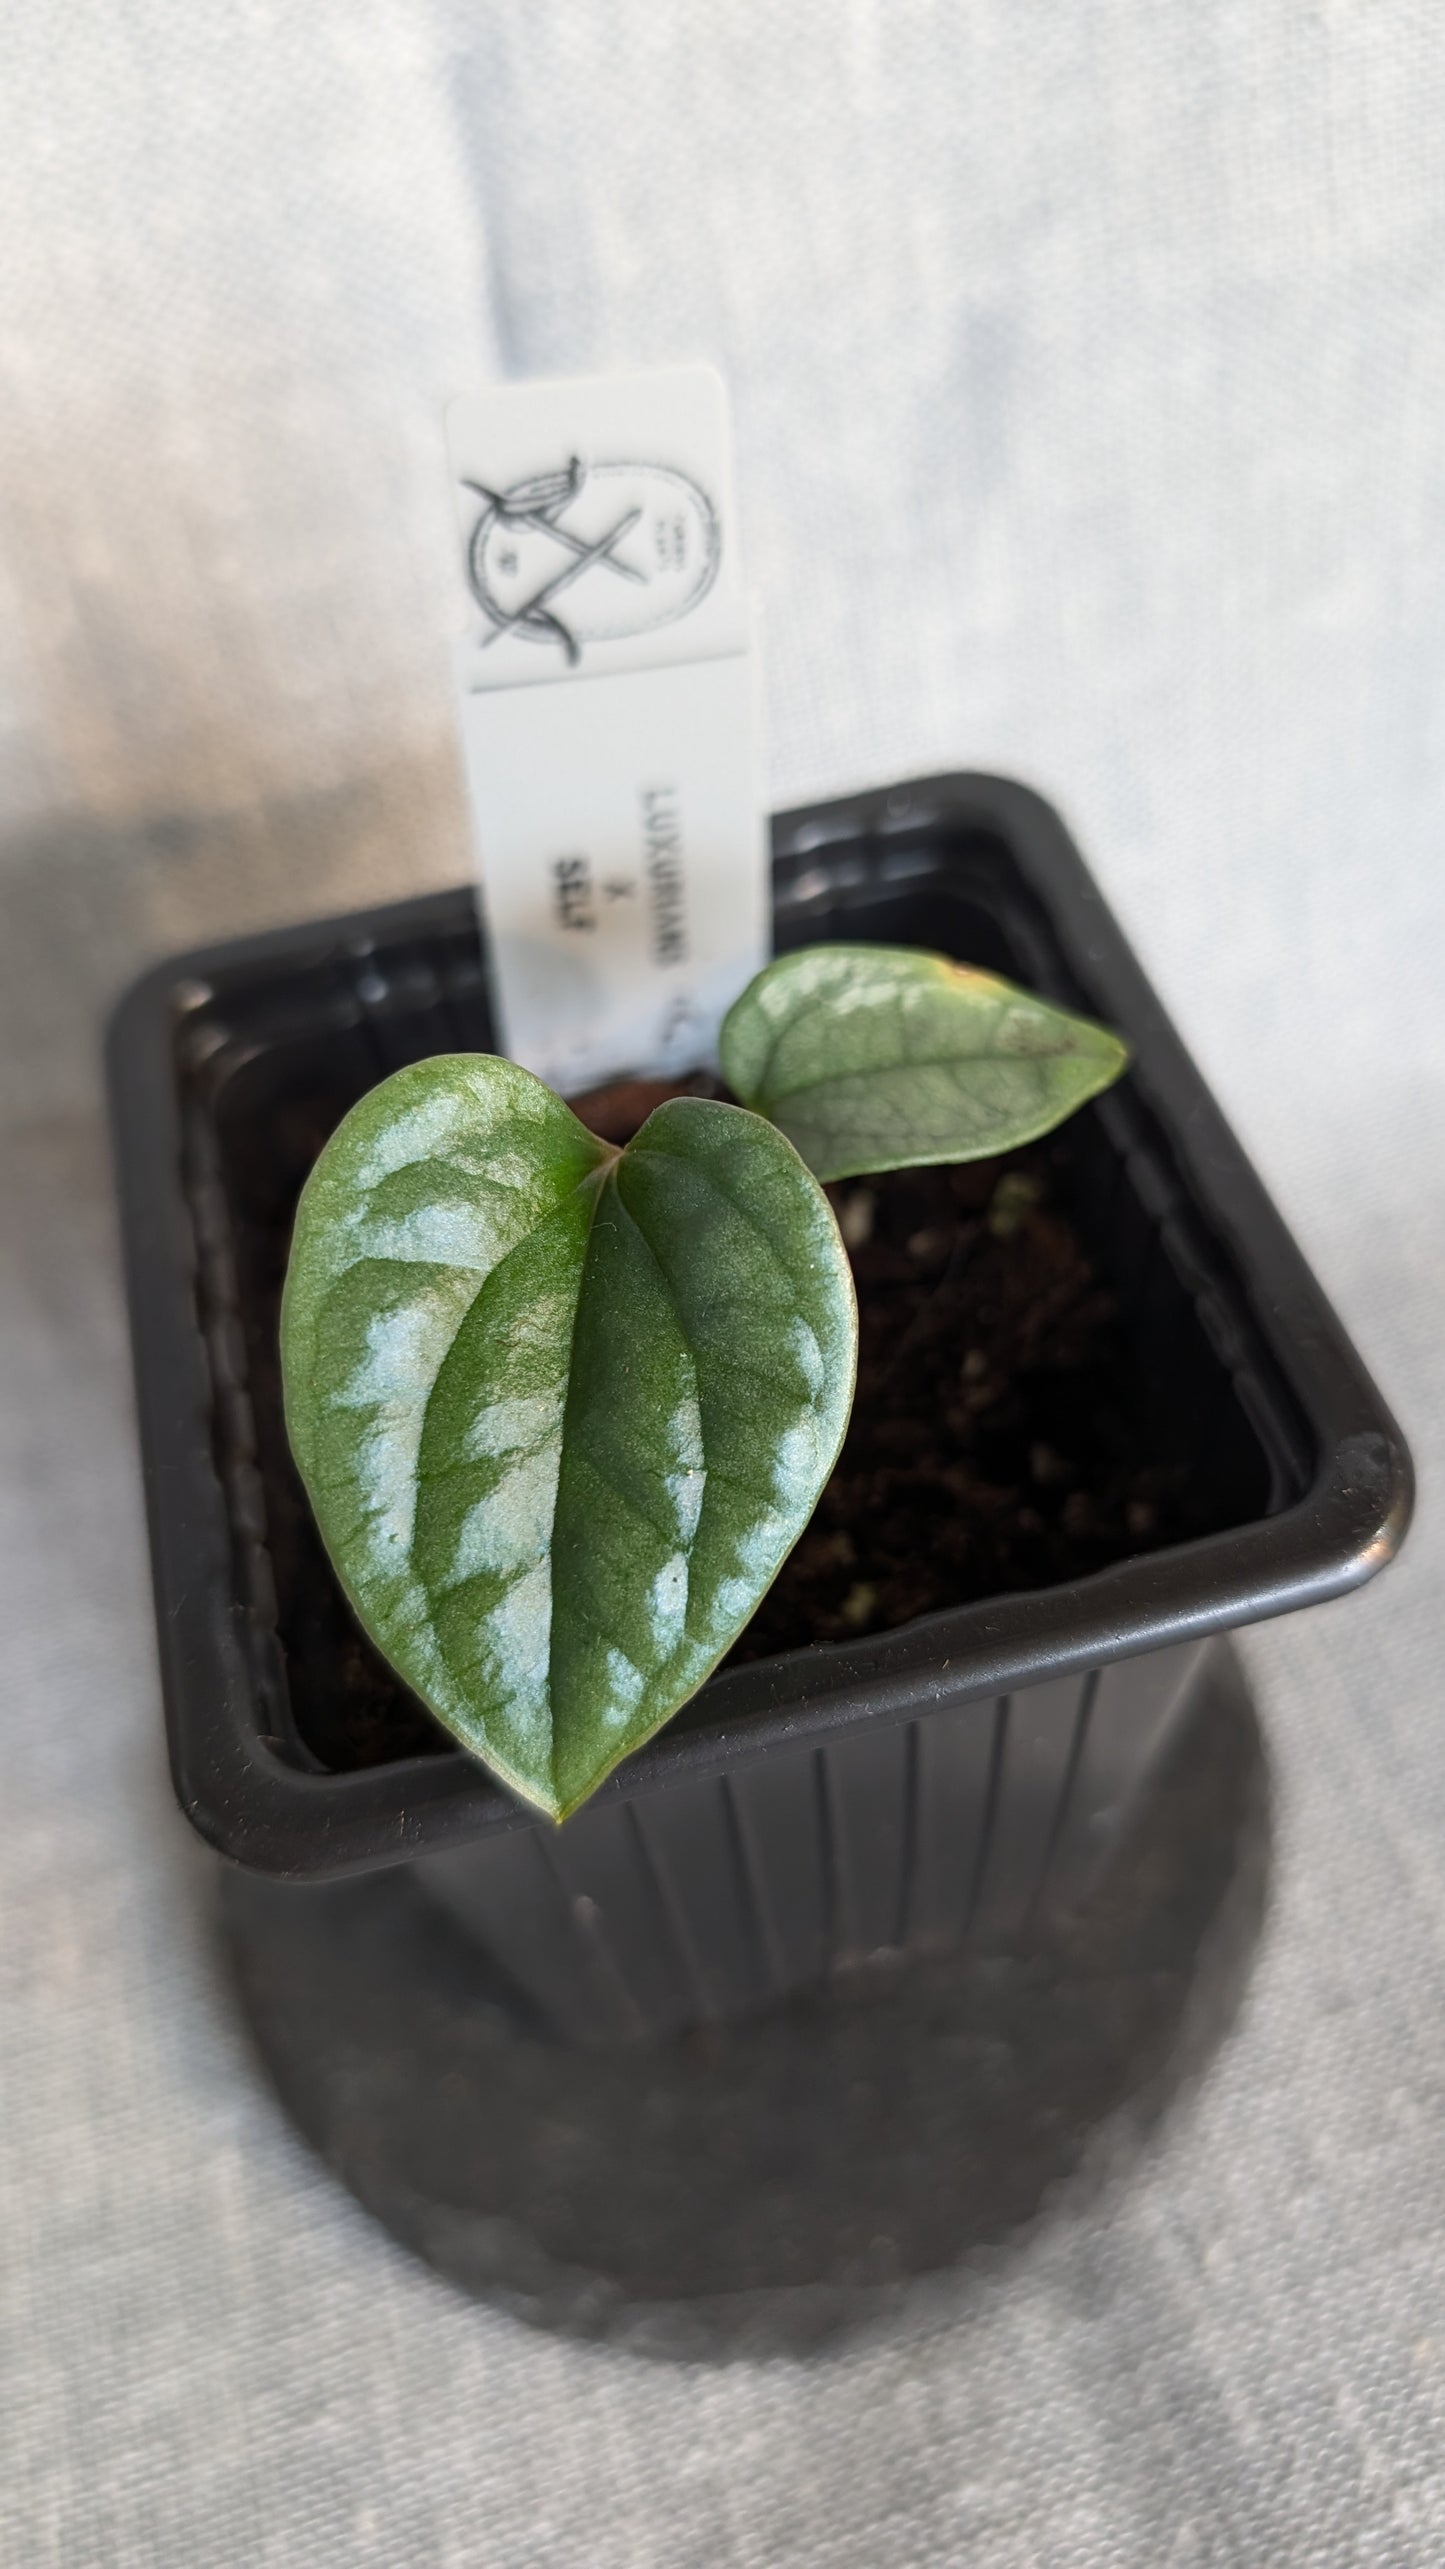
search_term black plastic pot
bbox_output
[109,775,1411,2048]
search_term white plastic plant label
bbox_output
[446,365,766,1094]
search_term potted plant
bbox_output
[108,774,1412,2054]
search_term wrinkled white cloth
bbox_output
[3,4,1444,2563]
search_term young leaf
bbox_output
[720,944,1129,1182]
[280,1058,856,1820]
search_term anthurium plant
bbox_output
[280,946,1127,1819]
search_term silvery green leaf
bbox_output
[721,943,1129,1182]
[281,1058,856,1820]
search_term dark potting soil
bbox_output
[730,1151,1195,1662]
[223,1079,1220,1773]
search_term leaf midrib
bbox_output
[754,1026,1089,1115]
[543,1144,701,1803]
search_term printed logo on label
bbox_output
[461,457,720,668]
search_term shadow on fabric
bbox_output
[219,1645,1270,2363]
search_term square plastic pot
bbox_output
[108,774,1411,2044]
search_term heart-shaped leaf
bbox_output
[281,1058,856,1819]
[720,944,1129,1182]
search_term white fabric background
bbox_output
[3,5,1444,2562]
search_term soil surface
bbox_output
[731,1149,1195,1661]
[223,1077,1233,1772]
